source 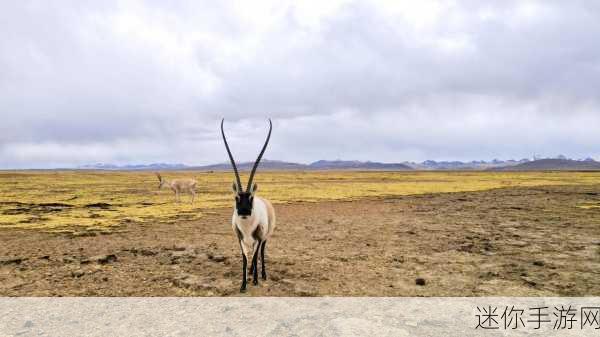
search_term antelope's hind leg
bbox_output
[260,240,267,280]
[251,240,261,286]
[249,240,258,275]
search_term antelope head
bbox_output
[155,172,167,190]
[221,118,272,219]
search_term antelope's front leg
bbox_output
[240,248,248,292]
[238,238,248,293]
[235,228,248,293]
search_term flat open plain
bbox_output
[1,171,599,296]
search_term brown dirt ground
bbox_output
[1,184,600,296]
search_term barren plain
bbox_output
[1,171,599,296]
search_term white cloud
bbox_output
[0,0,599,168]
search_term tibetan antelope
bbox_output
[156,173,198,203]
[221,118,276,292]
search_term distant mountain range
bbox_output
[79,163,188,170]
[79,159,412,171]
[78,157,600,171]
[491,158,600,171]
[404,159,531,170]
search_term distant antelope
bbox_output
[221,118,276,292]
[156,173,197,203]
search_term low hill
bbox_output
[191,159,306,171]
[80,163,187,170]
[308,160,412,170]
[194,159,412,171]
[491,159,600,171]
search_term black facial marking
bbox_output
[235,192,254,216]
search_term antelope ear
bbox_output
[251,183,258,195]
[232,182,238,194]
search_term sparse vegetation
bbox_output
[1,182,600,296]
[1,171,600,233]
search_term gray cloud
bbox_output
[1,1,599,168]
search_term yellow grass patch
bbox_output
[1,170,599,232]
[576,202,600,209]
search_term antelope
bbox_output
[221,118,276,292]
[156,173,198,203]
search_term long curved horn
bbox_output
[246,119,272,192]
[221,118,242,191]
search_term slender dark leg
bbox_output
[260,241,267,280]
[240,252,247,292]
[235,229,247,293]
[251,241,260,285]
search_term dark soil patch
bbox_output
[84,203,113,209]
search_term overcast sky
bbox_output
[1,1,599,168]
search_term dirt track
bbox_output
[1,184,600,296]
